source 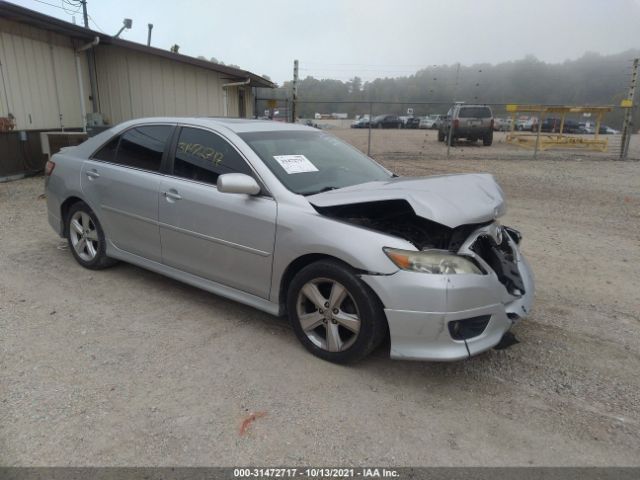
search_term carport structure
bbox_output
[505,104,613,152]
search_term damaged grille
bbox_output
[471,230,525,296]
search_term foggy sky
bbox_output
[12,0,640,84]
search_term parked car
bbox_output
[438,105,494,145]
[45,118,534,364]
[562,120,582,134]
[403,117,420,129]
[541,118,592,134]
[419,114,443,129]
[493,117,512,132]
[515,117,538,131]
[540,118,561,133]
[371,114,402,129]
[351,117,370,129]
[600,125,620,134]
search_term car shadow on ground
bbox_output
[105,259,524,389]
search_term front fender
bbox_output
[269,203,411,304]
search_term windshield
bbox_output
[239,130,392,195]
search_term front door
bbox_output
[158,126,276,298]
[81,124,175,262]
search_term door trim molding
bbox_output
[158,221,271,257]
[102,204,158,225]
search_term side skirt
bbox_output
[106,240,283,317]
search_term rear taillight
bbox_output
[44,160,56,176]
[453,119,459,129]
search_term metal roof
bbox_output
[0,0,276,88]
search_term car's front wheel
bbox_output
[66,201,116,270]
[287,260,387,364]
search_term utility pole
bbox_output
[79,0,98,114]
[81,0,88,28]
[620,58,639,160]
[291,59,298,123]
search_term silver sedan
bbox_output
[45,118,534,363]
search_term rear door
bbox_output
[81,124,175,262]
[158,126,277,298]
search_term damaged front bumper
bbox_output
[360,226,535,361]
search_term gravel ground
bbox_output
[1,132,639,466]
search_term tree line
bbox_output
[257,50,639,128]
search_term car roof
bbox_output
[115,117,312,133]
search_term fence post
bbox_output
[291,60,298,124]
[620,58,638,160]
[367,101,372,156]
[533,110,542,159]
[447,104,457,157]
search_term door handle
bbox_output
[86,169,100,179]
[164,190,182,201]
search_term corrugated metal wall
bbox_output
[94,45,254,124]
[0,18,89,131]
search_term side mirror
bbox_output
[217,173,261,195]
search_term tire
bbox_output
[287,260,387,364]
[483,130,493,146]
[66,201,116,270]
[437,130,445,142]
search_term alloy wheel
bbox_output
[69,211,99,262]
[296,278,361,352]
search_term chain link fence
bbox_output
[255,97,637,162]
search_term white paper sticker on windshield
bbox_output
[273,154,319,174]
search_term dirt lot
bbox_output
[334,129,639,162]
[1,131,639,466]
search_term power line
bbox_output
[60,0,80,15]
[30,0,105,32]
[88,14,105,33]
[32,0,71,9]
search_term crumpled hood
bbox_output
[307,173,506,228]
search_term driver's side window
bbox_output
[172,127,253,185]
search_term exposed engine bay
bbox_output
[315,199,526,296]
[314,199,484,251]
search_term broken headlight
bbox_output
[383,248,482,274]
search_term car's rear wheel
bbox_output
[287,260,386,364]
[66,201,116,270]
[483,131,493,146]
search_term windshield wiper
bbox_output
[303,186,339,196]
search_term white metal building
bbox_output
[0,1,274,176]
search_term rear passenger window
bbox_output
[173,127,252,185]
[93,136,119,162]
[113,125,173,172]
[458,107,492,118]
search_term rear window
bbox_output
[458,107,492,118]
